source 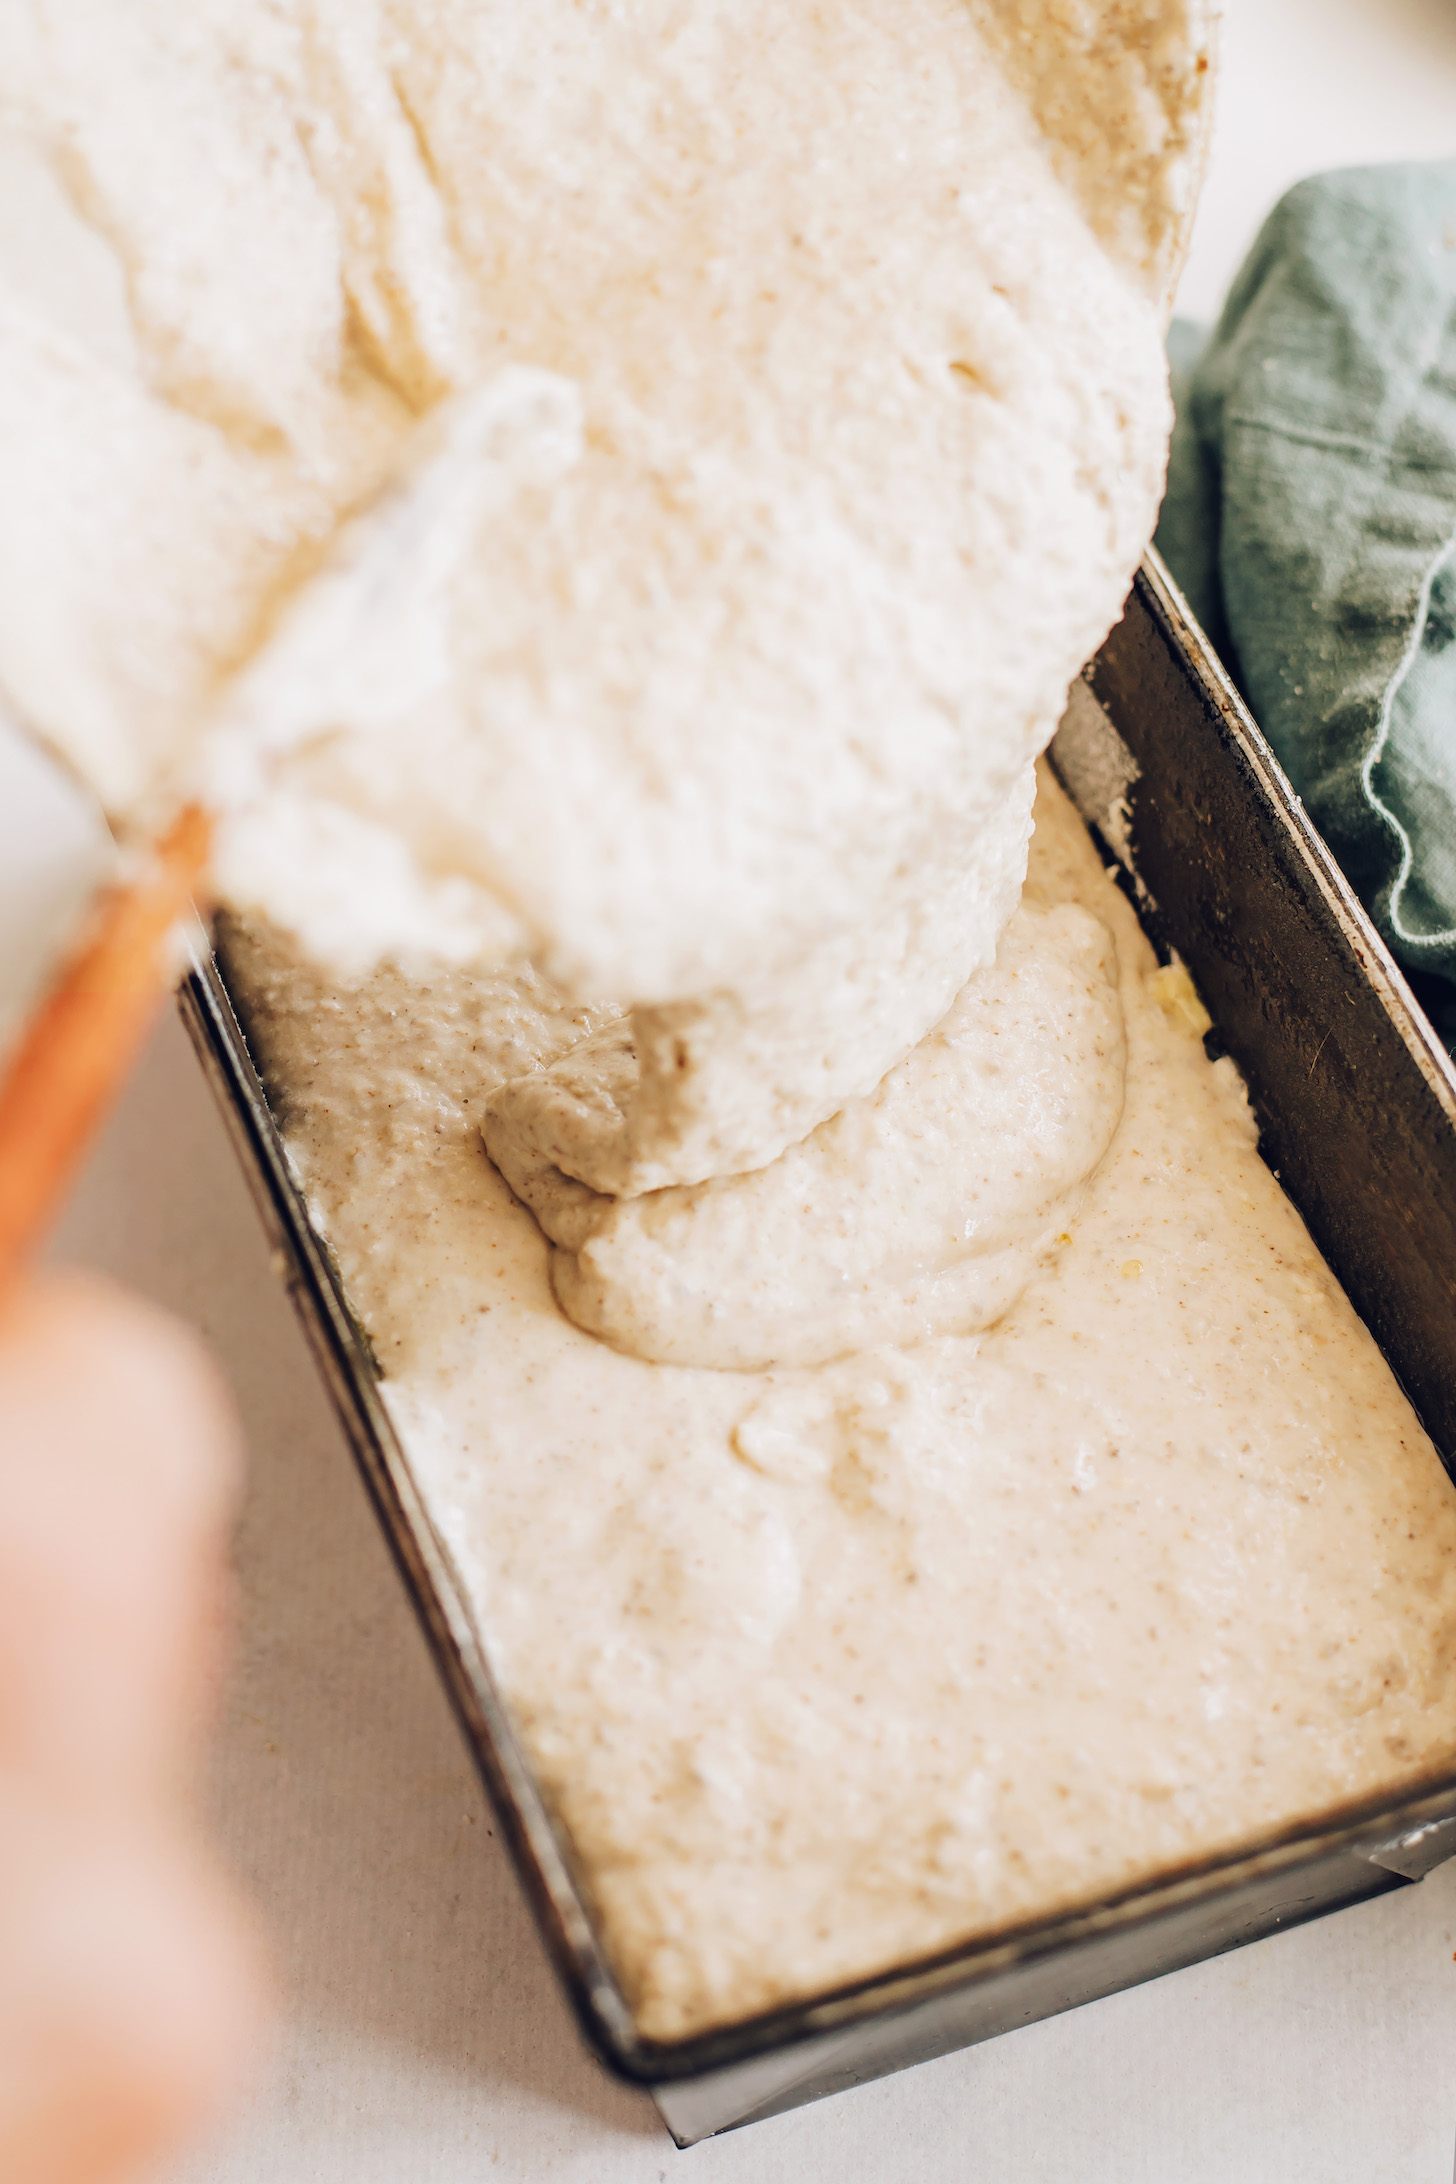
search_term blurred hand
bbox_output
[0,1272,266,2184]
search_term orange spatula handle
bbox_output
[0,806,211,1300]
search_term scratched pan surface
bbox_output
[180,551,1456,2145]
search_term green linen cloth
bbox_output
[1154,163,1456,1029]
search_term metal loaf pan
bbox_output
[180,548,1456,2147]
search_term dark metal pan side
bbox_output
[1088,552,1456,1469]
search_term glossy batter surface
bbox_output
[223,767,1456,2043]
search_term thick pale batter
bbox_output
[487,899,1127,1369]
[222,764,1456,2044]
[0,0,1212,1201]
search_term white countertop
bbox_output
[46,3,1456,2176]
